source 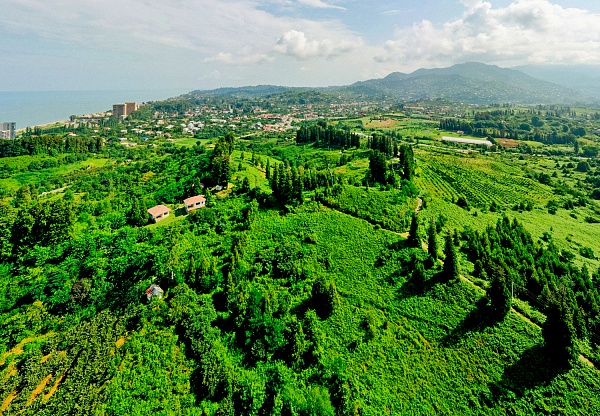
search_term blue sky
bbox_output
[2,0,600,91]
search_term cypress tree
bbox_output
[407,212,420,248]
[265,158,271,180]
[487,265,511,321]
[412,260,426,291]
[543,294,577,366]
[443,233,459,280]
[427,218,438,261]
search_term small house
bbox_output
[145,284,164,301]
[147,204,171,222]
[183,195,206,213]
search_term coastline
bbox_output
[1,89,183,130]
[16,120,69,133]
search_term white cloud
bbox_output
[297,0,346,10]
[274,29,361,59]
[203,52,273,65]
[377,0,600,69]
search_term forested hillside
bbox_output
[1,95,600,415]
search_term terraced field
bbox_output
[415,148,554,209]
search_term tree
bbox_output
[128,198,148,226]
[543,294,577,366]
[427,218,438,261]
[443,233,459,280]
[487,265,511,321]
[412,260,426,291]
[265,158,271,180]
[368,150,388,184]
[398,145,415,181]
[407,212,420,248]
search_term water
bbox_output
[0,90,187,129]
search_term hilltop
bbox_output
[189,62,598,106]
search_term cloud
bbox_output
[274,29,361,59]
[203,52,274,65]
[297,0,346,10]
[377,0,600,69]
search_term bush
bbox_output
[580,246,595,259]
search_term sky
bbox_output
[2,0,600,92]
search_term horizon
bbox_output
[3,61,600,94]
[3,1,600,92]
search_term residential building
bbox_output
[113,102,138,119]
[147,205,171,222]
[183,195,206,213]
[1,122,16,139]
[113,104,126,119]
[145,284,164,301]
[125,102,138,114]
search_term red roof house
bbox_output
[183,195,206,213]
[147,205,171,222]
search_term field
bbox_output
[0,157,110,193]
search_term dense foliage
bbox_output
[1,95,600,415]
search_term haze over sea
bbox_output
[0,90,185,129]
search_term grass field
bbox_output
[413,146,600,270]
[0,158,110,193]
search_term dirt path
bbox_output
[39,186,68,197]
[415,197,423,213]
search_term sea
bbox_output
[0,90,187,129]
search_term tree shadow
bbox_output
[481,344,569,406]
[441,297,493,346]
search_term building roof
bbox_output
[184,195,206,205]
[147,205,171,217]
[146,284,164,301]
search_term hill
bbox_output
[188,63,597,106]
[1,94,600,414]
[514,64,600,100]
[341,62,596,104]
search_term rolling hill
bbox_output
[341,62,596,105]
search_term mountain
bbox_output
[190,85,294,97]
[513,65,600,100]
[340,62,596,105]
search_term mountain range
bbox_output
[194,62,599,106]
[342,62,596,105]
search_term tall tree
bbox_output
[427,218,438,261]
[368,150,388,184]
[443,233,459,280]
[399,145,415,181]
[487,265,511,321]
[407,212,420,248]
[543,292,577,366]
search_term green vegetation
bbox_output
[0,94,599,415]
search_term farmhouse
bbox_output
[145,284,164,301]
[147,204,171,222]
[183,195,206,213]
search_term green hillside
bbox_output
[1,96,599,415]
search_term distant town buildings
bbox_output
[113,102,138,119]
[1,122,16,139]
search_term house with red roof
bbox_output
[183,195,206,213]
[147,204,171,222]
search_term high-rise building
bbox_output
[0,122,16,139]
[125,102,138,115]
[113,104,126,119]
[113,102,138,119]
